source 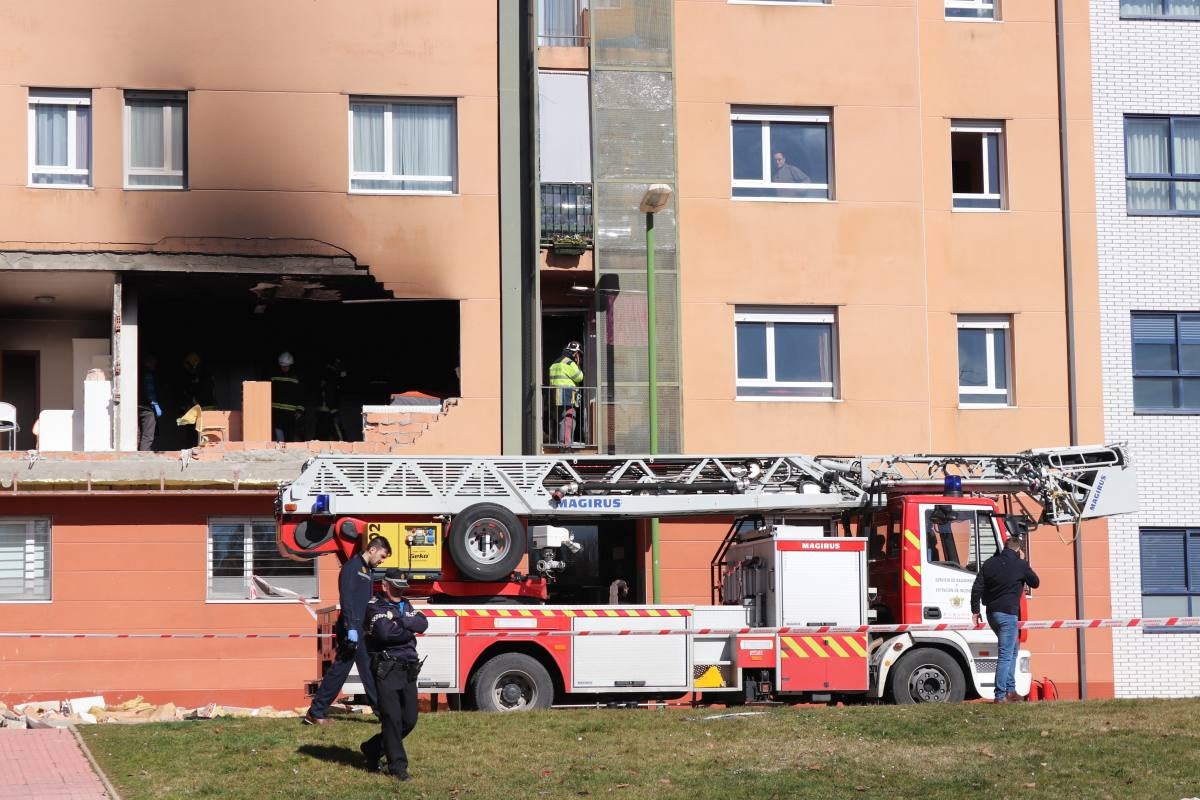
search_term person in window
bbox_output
[971,536,1040,703]
[772,151,811,184]
[271,351,305,442]
[137,355,161,451]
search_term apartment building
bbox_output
[531,0,1109,697]
[1,0,1121,706]
[1091,0,1200,697]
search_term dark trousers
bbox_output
[137,406,156,451]
[365,665,419,776]
[272,408,301,443]
[307,638,379,718]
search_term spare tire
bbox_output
[447,503,527,581]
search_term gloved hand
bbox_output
[151,402,162,418]
[346,629,359,644]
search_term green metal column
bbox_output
[498,0,527,455]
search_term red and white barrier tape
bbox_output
[2,616,1198,639]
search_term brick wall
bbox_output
[1091,0,1200,697]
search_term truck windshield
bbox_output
[923,509,999,573]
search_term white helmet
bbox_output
[278,352,294,367]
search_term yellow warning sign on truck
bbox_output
[368,521,443,580]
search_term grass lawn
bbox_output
[81,699,1200,800]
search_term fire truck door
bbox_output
[919,505,1000,622]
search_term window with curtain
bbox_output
[1140,528,1200,632]
[734,307,837,399]
[539,0,585,46]
[124,92,186,189]
[1125,116,1200,214]
[945,0,998,19]
[350,99,457,193]
[951,122,1005,209]
[731,107,832,200]
[0,518,51,602]
[1121,0,1200,18]
[208,519,317,601]
[28,90,91,187]
[957,315,1013,406]
[1131,312,1200,412]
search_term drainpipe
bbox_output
[1053,0,1086,699]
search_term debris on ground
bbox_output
[2,695,305,727]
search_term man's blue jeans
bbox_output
[987,610,1019,700]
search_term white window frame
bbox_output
[206,517,318,603]
[730,107,832,202]
[945,0,999,21]
[957,315,1013,408]
[28,90,91,189]
[0,517,52,603]
[348,98,457,195]
[951,121,1005,211]
[123,91,187,190]
[734,306,839,401]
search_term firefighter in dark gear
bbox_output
[548,340,584,447]
[271,351,304,442]
[360,569,428,782]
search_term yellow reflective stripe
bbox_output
[903,569,920,587]
[475,609,490,617]
[845,636,868,658]
[518,608,534,617]
[782,637,808,659]
[497,608,512,617]
[803,637,829,658]
[912,565,921,574]
[604,609,618,617]
[825,637,849,658]
[584,609,598,617]
[455,610,468,617]
[563,609,576,617]
[647,609,661,617]
[904,529,921,549]
[667,609,681,617]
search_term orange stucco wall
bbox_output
[0,494,336,708]
[669,0,1109,697]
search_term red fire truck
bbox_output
[275,446,1136,709]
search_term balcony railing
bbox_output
[538,0,588,46]
[541,183,593,243]
[541,385,596,450]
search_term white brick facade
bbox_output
[1091,1,1200,697]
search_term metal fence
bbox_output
[541,182,594,242]
[541,385,596,450]
[538,0,588,46]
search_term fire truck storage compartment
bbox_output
[571,612,690,691]
[691,606,749,691]
[416,614,459,692]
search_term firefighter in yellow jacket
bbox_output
[271,352,305,442]
[548,341,584,446]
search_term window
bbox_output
[1140,528,1200,632]
[735,307,837,399]
[1121,0,1200,19]
[1125,116,1200,214]
[28,90,91,187]
[1131,313,1200,412]
[957,315,1012,406]
[923,508,999,572]
[0,519,51,602]
[731,107,831,200]
[951,122,1004,209]
[124,92,186,189]
[946,0,998,19]
[208,519,316,601]
[349,99,457,193]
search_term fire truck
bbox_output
[275,445,1136,710]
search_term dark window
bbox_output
[1131,313,1200,413]
[1140,528,1200,632]
[951,123,1004,209]
[1121,0,1200,19]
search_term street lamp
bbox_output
[639,183,672,603]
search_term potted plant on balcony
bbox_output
[551,233,590,256]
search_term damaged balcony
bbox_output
[0,244,464,459]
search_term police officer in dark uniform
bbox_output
[304,536,392,725]
[361,568,428,782]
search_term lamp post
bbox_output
[639,183,672,603]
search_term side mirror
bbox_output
[338,517,366,541]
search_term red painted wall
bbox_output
[0,494,341,709]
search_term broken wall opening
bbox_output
[129,272,460,450]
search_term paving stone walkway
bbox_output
[0,728,113,799]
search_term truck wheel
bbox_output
[471,653,553,712]
[447,504,527,582]
[889,648,966,704]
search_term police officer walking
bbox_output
[361,568,428,782]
